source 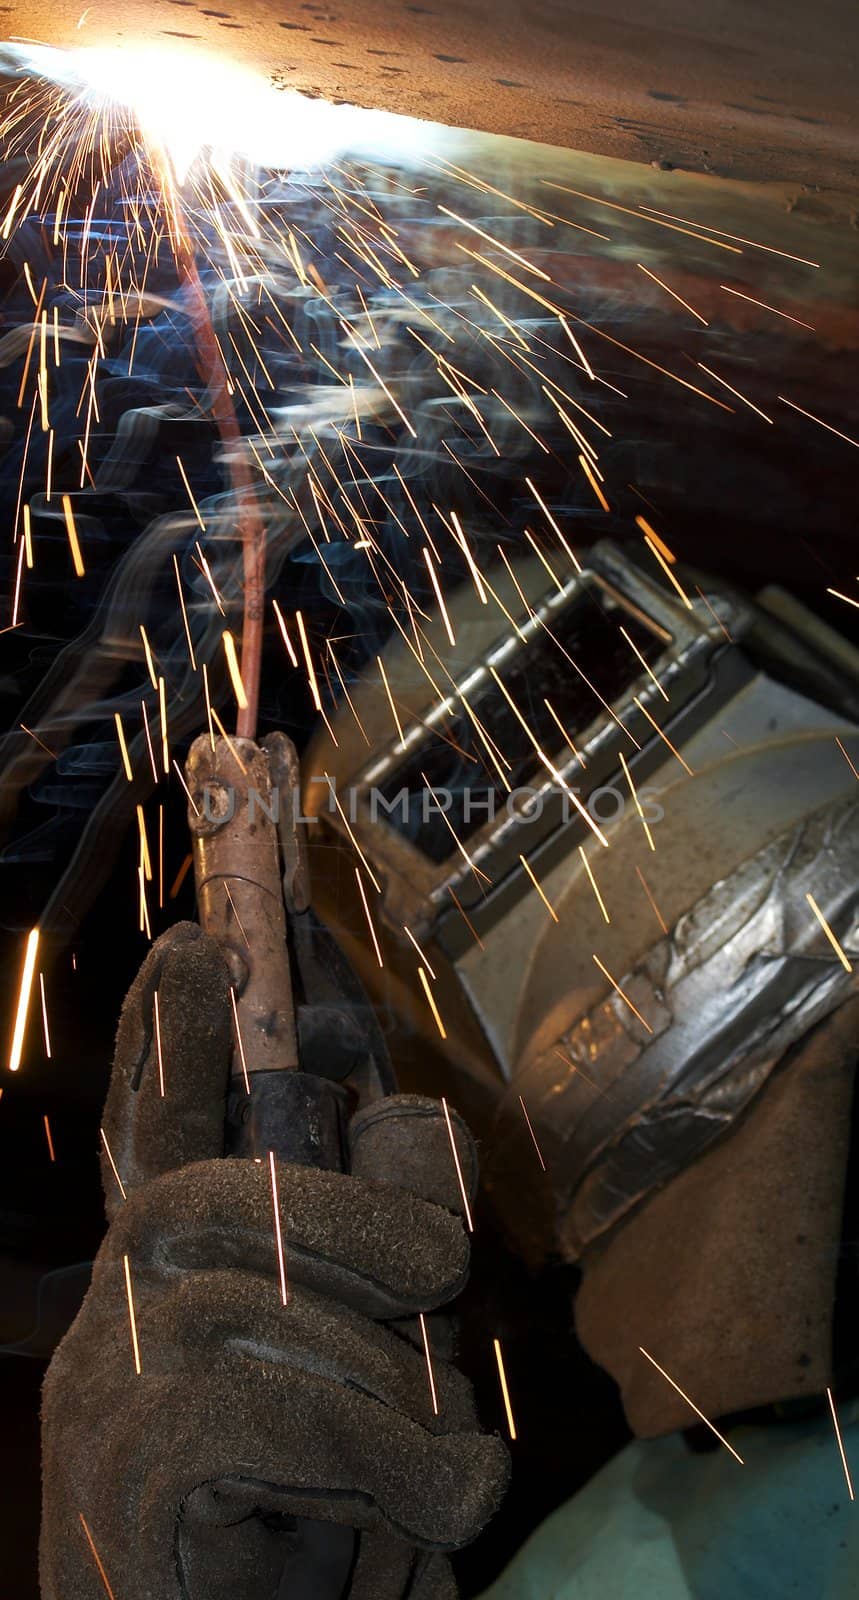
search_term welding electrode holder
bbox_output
[184,732,350,1170]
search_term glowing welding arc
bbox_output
[9,927,39,1072]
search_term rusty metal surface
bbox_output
[185,733,300,1074]
[3,0,858,190]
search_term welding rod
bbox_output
[185,732,348,1168]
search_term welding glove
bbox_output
[40,922,509,1600]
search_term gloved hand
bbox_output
[40,922,509,1599]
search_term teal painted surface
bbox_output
[479,1408,859,1599]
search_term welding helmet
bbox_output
[301,540,859,1264]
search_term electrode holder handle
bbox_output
[226,1068,350,1168]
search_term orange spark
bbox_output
[62,493,85,575]
[518,1094,547,1170]
[593,953,653,1033]
[642,535,694,609]
[827,1387,855,1501]
[779,395,859,450]
[222,630,248,711]
[806,893,853,972]
[9,927,39,1072]
[419,1313,439,1416]
[153,991,165,1096]
[519,854,559,921]
[269,1151,288,1305]
[123,1253,142,1375]
[633,696,694,775]
[158,677,169,774]
[100,1127,127,1201]
[441,1096,473,1230]
[355,867,384,968]
[114,712,133,782]
[636,865,669,935]
[639,1348,744,1462]
[698,362,773,423]
[578,845,610,924]
[493,1338,517,1440]
[78,1514,118,1600]
[637,263,708,326]
[39,971,52,1057]
[419,966,448,1041]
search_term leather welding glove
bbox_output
[40,922,509,1600]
